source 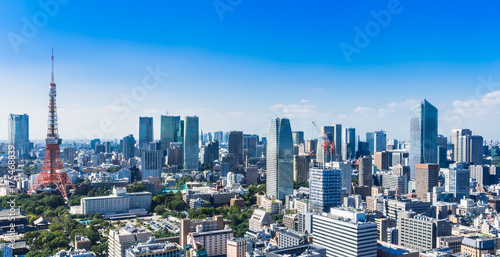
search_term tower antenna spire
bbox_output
[51,48,54,83]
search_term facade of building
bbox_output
[183,116,199,171]
[125,238,182,257]
[358,156,373,187]
[141,150,162,179]
[312,213,377,257]
[415,163,439,201]
[249,209,273,232]
[226,237,256,257]
[442,166,470,202]
[81,187,152,215]
[108,225,152,257]
[409,100,438,180]
[160,115,180,153]
[8,114,30,157]
[309,168,342,213]
[398,212,451,251]
[266,118,293,201]
[229,131,244,164]
[139,117,153,149]
[121,134,136,160]
[293,155,310,182]
[344,128,356,160]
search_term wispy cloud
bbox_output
[354,107,372,113]
[387,99,419,109]
[269,103,317,118]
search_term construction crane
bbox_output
[312,121,335,156]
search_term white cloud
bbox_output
[269,103,317,118]
[451,90,500,117]
[386,99,418,109]
[300,99,309,103]
[144,109,161,115]
[354,107,372,113]
[228,111,245,117]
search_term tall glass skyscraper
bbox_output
[8,114,30,157]
[160,115,180,152]
[344,128,356,160]
[409,99,438,180]
[183,116,199,171]
[266,118,293,201]
[139,117,153,149]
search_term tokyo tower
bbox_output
[28,50,76,199]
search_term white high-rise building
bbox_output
[312,212,377,257]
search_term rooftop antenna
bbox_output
[51,48,54,83]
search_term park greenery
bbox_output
[0,192,113,256]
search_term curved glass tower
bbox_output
[266,118,293,201]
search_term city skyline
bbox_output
[2,1,500,141]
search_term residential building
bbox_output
[108,225,152,257]
[293,155,310,182]
[249,209,273,232]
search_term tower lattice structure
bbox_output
[28,51,75,198]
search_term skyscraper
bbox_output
[160,115,180,153]
[442,165,470,202]
[333,124,342,161]
[121,134,136,160]
[228,131,244,164]
[244,134,258,158]
[358,156,373,187]
[451,129,472,163]
[344,127,356,160]
[309,168,342,213]
[469,135,484,165]
[141,150,162,179]
[266,118,293,201]
[409,100,438,180]
[139,117,153,149]
[292,131,305,145]
[373,130,387,153]
[183,116,199,171]
[8,114,30,158]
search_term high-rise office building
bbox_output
[267,118,293,201]
[141,150,162,179]
[183,116,199,171]
[442,166,470,202]
[358,156,373,187]
[452,129,483,165]
[244,134,258,159]
[344,128,356,160]
[160,115,180,153]
[121,134,136,160]
[469,135,484,165]
[293,155,310,182]
[374,151,389,171]
[309,168,342,213]
[177,120,184,143]
[8,114,30,157]
[409,100,438,180]
[356,141,370,158]
[374,131,387,153]
[203,140,219,165]
[366,132,375,155]
[229,131,244,164]
[452,129,472,163]
[415,163,438,201]
[139,117,153,150]
[292,131,305,145]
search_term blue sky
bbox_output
[1,0,500,141]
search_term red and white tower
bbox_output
[28,50,76,198]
